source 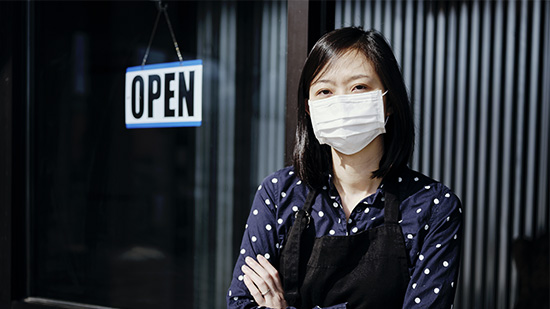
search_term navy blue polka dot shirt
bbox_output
[228,166,462,309]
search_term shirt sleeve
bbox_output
[402,185,463,308]
[227,176,281,309]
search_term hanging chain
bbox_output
[141,7,162,67]
[141,1,183,67]
[163,7,183,63]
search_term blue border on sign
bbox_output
[126,121,202,129]
[126,60,203,72]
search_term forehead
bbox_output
[312,49,377,84]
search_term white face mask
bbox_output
[308,89,387,155]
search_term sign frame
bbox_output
[125,59,203,129]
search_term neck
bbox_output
[332,136,384,210]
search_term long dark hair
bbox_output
[292,27,414,189]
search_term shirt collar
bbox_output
[325,173,387,207]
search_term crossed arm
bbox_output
[241,254,288,308]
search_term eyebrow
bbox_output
[311,74,372,86]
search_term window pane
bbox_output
[30,1,286,308]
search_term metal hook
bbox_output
[155,0,167,12]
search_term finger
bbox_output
[256,254,284,292]
[241,264,270,296]
[243,274,264,305]
[245,256,279,295]
[245,256,272,282]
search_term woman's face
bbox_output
[308,49,384,101]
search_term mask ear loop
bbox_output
[382,90,389,125]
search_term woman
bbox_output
[227,27,462,309]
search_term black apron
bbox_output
[279,185,411,309]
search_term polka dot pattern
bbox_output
[229,167,462,308]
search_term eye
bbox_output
[316,89,332,96]
[352,84,368,92]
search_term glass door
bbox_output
[27,1,287,308]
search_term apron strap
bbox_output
[283,188,317,306]
[383,192,400,224]
[302,187,318,214]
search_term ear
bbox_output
[305,99,310,115]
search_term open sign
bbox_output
[125,60,203,129]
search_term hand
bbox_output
[241,254,287,309]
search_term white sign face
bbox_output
[125,60,203,129]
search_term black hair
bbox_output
[292,27,414,189]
